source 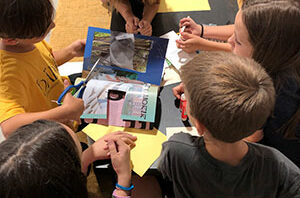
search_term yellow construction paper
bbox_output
[82,124,167,177]
[158,0,210,13]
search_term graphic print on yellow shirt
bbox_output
[0,41,64,123]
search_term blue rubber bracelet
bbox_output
[115,183,134,191]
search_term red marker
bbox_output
[180,94,188,121]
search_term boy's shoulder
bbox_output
[164,132,201,148]
[248,142,300,169]
[161,132,202,160]
[0,40,51,67]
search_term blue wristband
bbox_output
[115,183,134,191]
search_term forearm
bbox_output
[113,0,134,21]
[81,147,95,175]
[196,38,232,51]
[142,2,159,22]
[81,145,132,197]
[1,106,69,138]
[53,45,75,66]
[114,173,132,197]
[202,24,234,41]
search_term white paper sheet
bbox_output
[160,31,197,70]
[166,127,199,140]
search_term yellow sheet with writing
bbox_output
[82,124,167,177]
[158,0,210,13]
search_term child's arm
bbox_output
[142,1,159,23]
[81,131,137,174]
[176,32,232,53]
[113,0,139,34]
[0,93,84,138]
[52,40,86,66]
[108,139,132,197]
[179,17,234,41]
[202,25,234,41]
[137,1,159,36]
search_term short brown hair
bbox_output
[181,51,275,143]
[0,0,54,39]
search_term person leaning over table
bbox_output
[0,120,137,198]
[0,0,85,138]
[174,0,300,168]
[159,51,300,198]
[110,0,160,36]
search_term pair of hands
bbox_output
[85,131,136,192]
[104,132,135,187]
[125,16,152,36]
[176,17,206,53]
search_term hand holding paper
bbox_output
[160,31,197,70]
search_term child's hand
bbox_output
[108,139,131,188]
[81,132,136,174]
[138,19,152,36]
[61,80,84,123]
[92,131,136,162]
[104,131,137,149]
[125,16,139,34]
[172,83,184,99]
[179,17,202,36]
[70,39,86,57]
[176,32,203,53]
[61,93,84,123]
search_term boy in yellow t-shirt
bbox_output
[0,0,85,137]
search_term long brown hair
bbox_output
[0,120,88,198]
[242,0,300,138]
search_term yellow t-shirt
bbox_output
[0,41,64,123]
[237,0,243,8]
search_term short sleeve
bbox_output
[277,159,300,197]
[40,40,53,53]
[237,0,243,8]
[158,142,174,181]
[0,63,27,123]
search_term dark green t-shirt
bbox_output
[158,132,300,198]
